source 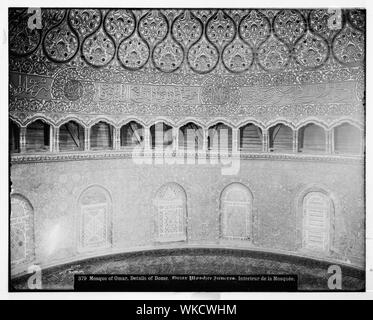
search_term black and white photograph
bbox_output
[4,1,371,299]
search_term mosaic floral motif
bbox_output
[224,9,250,25]
[9,14,41,57]
[206,10,235,48]
[332,23,365,66]
[309,9,341,42]
[187,37,219,74]
[294,31,329,69]
[138,10,168,46]
[153,35,184,72]
[82,27,115,67]
[222,38,253,73]
[118,34,150,70]
[104,9,136,43]
[42,9,66,29]
[64,79,84,101]
[68,9,101,38]
[191,10,216,24]
[239,10,271,48]
[43,19,79,62]
[347,9,366,32]
[172,11,203,48]
[9,9,365,74]
[257,35,290,71]
[273,10,306,46]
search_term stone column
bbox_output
[173,127,179,152]
[203,128,208,151]
[54,126,60,152]
[262,129,269,152]
[293,130,298,153]
[20,127,27,153]
[144,126,151,152]
[113,127,120,150]
[232,128,239,154]
[327,129,333,154]
[84,127,90,151]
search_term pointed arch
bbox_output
[90,121,114,150]
[10,194,35,269]
[220,183,253,241]
[333,122,363,154]
[298,123,326,153]
[9,119,20,153]
[77,185,112,252]
[302,191,334,253]
[154,183,187,242]
[26,119,51,152]
[269,123,293,152]
[59,120,85,151]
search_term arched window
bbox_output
[302,192,332,253]
[78,186,112,251]
[220,183,253,241]
[120,121,144,148]
[154,183,187,242]
[298,123,326,153]
[9,120,20,153]
[150,122,173,149]
[90,121,113,150]
[334,123,362,154]
[208,123,232,152]
[59,121,85,151]
[269,123,293,152]
[239,123,262,152]
[26,119,50,152]
[10,194,34,268]
[179,122,203,151]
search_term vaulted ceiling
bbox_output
[9,8,365,128]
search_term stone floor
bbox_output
[11,248,364,291]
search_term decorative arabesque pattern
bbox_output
[220,183,252,240]
[79,186,111,250]
[154,183,187,242]
[9,9,365,73]
[10,194,34,266]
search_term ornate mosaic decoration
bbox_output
[9,8,365,73]
[9,8,366,130]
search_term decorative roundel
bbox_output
[82,27,116,67]
[118,34,150,70]
[222,38,253,73]
[153,36,184,72]
[172,10,203,48]
[239,10,271,48]
[64,79,84,101]
[206,10,236,48]
[309,9,341,42]
[138,10,168,47]
[187,37,219,74]
[294,31,329,69]
[104,9,136,44]
[347,9,365,32]
[257,35,290,71]
[68,9,101,38]
[9,14,41,57]
[332,23,364,66]
[43,19,79,63]
[273,9,306,46]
